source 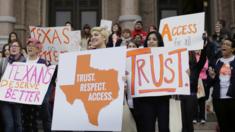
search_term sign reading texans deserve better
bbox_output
[0,62,56,105]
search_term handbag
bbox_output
[122,98,137,132]
[197,78,205,98]
[170,96,182,132]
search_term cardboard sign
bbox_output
[126,47,190,97]
[68,30,81,51]
[0,62,56,105]
[159,12,205,50]
[30,26,80,64]
[52,47,126,131]
[100,19,112,32]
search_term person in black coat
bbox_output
[180,35,209,132]
[208,38,235,132]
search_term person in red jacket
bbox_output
[131,21,147,44]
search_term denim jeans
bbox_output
[0,102,22,132]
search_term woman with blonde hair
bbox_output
[90,27,109,49]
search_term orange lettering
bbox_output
[137,59,149,86]
[37,28,42,41]
[41,29,51,44]
[127,48,151,95]
[63,28,70,44]
[161,23,172,41]
[168,48,187,87]
[30,27,37,38]
[172,27,177,36]
[150,54,164,87]
[182,25,187,35]
[164,58,175,83]
[52,30,62,44]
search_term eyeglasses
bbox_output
[10,45,20,48]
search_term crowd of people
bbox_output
[0,19,234,132]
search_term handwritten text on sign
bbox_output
[0,62,56,105]
[30,26,72,64]
[159,12,205,50]
[126,47,190,97]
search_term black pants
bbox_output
[133,96,170,132]
[194,97,206,121]
[129,108,138,127]
[180,95,197,132]
[22,98,52,132]
[213,99,235,132]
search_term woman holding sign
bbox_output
[133,31,170,132]
[22,38,55,132]
[0,39,26,132]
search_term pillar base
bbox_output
[0,16,16,23]
[119,15,142,30]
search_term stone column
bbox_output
[118,0,141,30]
[231,0,235,34]
[0,0,16,46]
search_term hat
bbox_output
[27,38,43,49]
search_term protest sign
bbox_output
[30,26,80,64]
[126,47,190,97]
[100,19,112,32]
[52,47,126,131]
[0,62,56,105]
[159,12,205,50]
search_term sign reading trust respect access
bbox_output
[159,12,205,50]
[52,47,126,131]
[126,47,190,97]
[0,62,56,105]
[29,26,81,64]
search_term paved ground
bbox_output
[38,113,218,132]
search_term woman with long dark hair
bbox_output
[133,31,170,132]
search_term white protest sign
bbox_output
[126,47,190,97]
[29,26,76,64]
[0,62,56,105]
[159,12,205,50]
[68,30,81,51]
[100,19,112,32]
[52,47,126,131]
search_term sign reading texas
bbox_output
[52,47,126,131]
[61,54,119,126]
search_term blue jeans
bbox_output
[0,102,22,132]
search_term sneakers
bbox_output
[200,120,206,124]
[193,119,206,124]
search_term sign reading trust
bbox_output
[159,12,205,50]
[0,62,56,105]
[52,47,126,131]
[126,47,190,97]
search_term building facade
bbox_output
[0,0,235,47]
